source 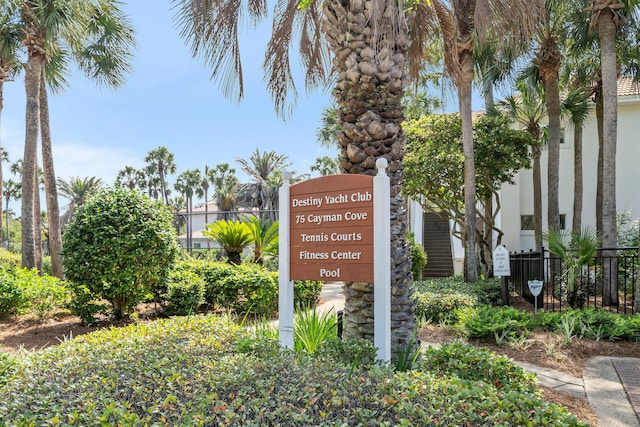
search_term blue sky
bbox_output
[0,1,480,212]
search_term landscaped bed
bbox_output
[0,315,586,426]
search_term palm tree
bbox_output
[491,78,546,250]
[243,215,278,264]
[174,0,544,352]
[310,156,339,176]
[585,0,640,305]
[0,148,9,243]
[174,169,202,254]
[116,166,145,190]
[11,0,134,273]
[429,0,544,282]
[145,146,176,206]
[236,149,291,216]
[2,179,20,250]
[203,219,254,265]
[57,176,104,226]
[210,163,239,220]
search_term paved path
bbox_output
[317,282,640,427]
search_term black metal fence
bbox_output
[508,247,639,314]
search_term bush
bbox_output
[0,250,21,269]
[12,268,71,320]
[0,351,19,388]
[414,290,476,323]
[0,315,586,426]
[62,187,179,322]
[419,341,537,393]
[455,305,534,339]
[164,269,206,316]
[0,270,27,318]
[293,280,323,308]
[407,232,427,280]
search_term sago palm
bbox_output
[203,220,254,265]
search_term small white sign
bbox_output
[492,245,511,277]
[528,280,544,297]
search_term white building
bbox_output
[500,77,640,252]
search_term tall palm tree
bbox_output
[116,166,145,190]
[57,176,104,226]
[173,0,543,353]
[145,146,176,206]
[531,0,568,234]
[11,0,135,272]
[0,148,9,243]
[491,78,546,250]
[236,149,291,215]
[429,0,544,282]
[174,168,202,254]
[2,179,20,250]
[210,163,239,220]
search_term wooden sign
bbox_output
[289,174,374,282]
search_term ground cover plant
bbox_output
[0,314,586,426]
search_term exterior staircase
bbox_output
[422,212,454,278]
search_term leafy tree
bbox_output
[203,219,254,265]
[404,113,534,274]
[62,187,179,321]
[310,156,339,177]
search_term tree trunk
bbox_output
[572,124,583,233]
[39,68,63,278]
[460,79,478,282]
[21,55,43,269]
[599,10,618,305]
[34,160,42,271]
[324,0,415,357]
[0,82,4,245]
[542,71,561,233]
[595,88,603,236]
[532,145,543,250]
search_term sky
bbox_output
[0,1,481,213]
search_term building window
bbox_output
[194,243,201,249]
[559,214,566,230]
[560,128,565,144]
[521,215,534,231]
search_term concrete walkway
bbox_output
[317,282,640,427]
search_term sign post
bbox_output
[527,280,544,313]
[492,245,511,306]
[278,161,391,361]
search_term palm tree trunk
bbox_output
[532,145,543,250]
[595,91,603,236]
[39,68,63,278]
[21,55,43,269]
[543,73,561,233]
[572,124,583,233]
[324,0,415,356]
[599,11,618,305]
[460,79,478,282]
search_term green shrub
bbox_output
[164,269,206,316]
[414,290,476,323]
[294,306,336,354]
[407,232,427,280]
[313,337,378,368]
[455,305,534,339]
[0,351,19,388]
[187,260,237,307]
[0,315,586,426]
[12,269,71,320]
[0,270,27,318]
[293,280,323,308]
[0,250,21,269]
[419,341,537,393]
[217,263,277,316]
[62,187,179,321]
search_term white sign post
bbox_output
[492,245,511,277]
[528,280,544,313]
[278,161,391,361]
